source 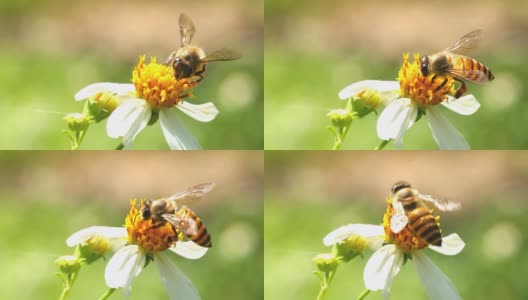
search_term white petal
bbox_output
[177,101,219,122]
[105,245,146,297]
[168,241,209,260]
[159,109,201,150]
[106,98,151,148]
[429,233,465,256]
[413,251,462,300]
[74,83,135,101]
[154,252,201,300]
[376,98,417,143]
[426,106,470,150]
[441,95,480,116]
[379,92,401,106]
[338,80,399,100]
[323,224,385,249]
[363,244,404,292]
[66,226,127,247]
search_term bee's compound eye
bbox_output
[174,61,193,79]
[142,209,151,219]
[392,181,411,194]
[420,56,429,76]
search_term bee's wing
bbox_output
[203,48,242,62]
[162,182,216,205]
[446,68,493,84]
[419,194,461,211]
[443,30,481,55]
[162,213,198,237]
[390,201,409,233]
[179,13,196,47]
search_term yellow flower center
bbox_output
[125,199,181,254]
[132,55,195,109]
[382,197,437,252]
[398,53,456,106]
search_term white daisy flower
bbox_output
[338,54,480,149]
[66,200,208,299]
[74,56,219,150]
[323,204,465,299]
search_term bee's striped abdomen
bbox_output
[180,208,212,247]
[454,55,494,82]
[407,207,442,246]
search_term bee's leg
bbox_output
[168,223,179,239]
[150,222,165,230]
[193,65,206,83]
[453,78,467,98]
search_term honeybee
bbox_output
[166,13,241,83]
[420,30,494,98]
[141,182,215,248]
[389,181,460,247]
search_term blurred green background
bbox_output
[265,0,528,149]
[0,0,263,149]
[0,151,263,299]
[265,151,528,299]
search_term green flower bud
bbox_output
[313,253,339,273]
[75,236,110,264]
[87,92,123,122]
[56,255,81,275]
[352,88,382,117]
[64,113,92,133]
[327,109,355,128]
[333,234,368,262]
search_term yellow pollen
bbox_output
[125,199,181,254]
[398,53,456,106]
[132,55,195,109]
[382,197,430,252]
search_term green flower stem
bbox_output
[355,289,371,300]
[58,271,79,300]
[115,143,125,150]
[316,268,338,300]
[374,139,391,150]
[73,128,88,150]
[98,288,116,300]
[331,125,350,150]
[65,101,92,150]
[72,101,92,150]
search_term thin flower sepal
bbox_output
[313,253,339,300]
[56,254,83,300]
[327,99,357,150]
[63,112,93,150]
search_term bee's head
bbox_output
[173,48,203,79]
[141,199,152,219]
[173,57,192,79]
[420,55,430,76]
